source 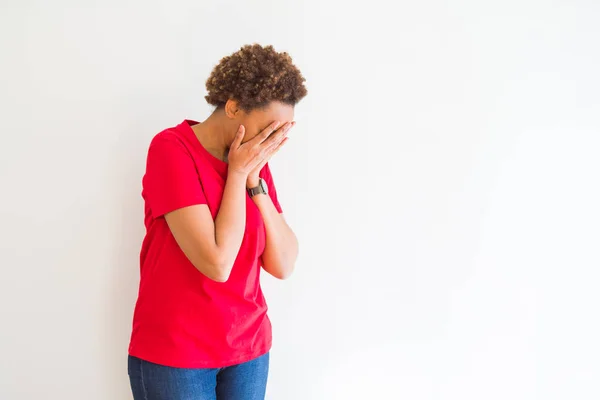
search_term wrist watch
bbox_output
[247,178,269,197]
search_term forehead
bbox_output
[249,102,294,125]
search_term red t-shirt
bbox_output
[128,119,282,368]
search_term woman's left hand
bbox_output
[247,121,294,187]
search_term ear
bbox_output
[224,99,241,119]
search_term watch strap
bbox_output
[247,178,268,197]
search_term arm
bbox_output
[247,122,298,279]
[251,192,298,279]
[164,170,248,282]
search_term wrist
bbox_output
[246,175,260,188]
[228,169,248,182]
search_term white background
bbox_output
[1,1,599,399]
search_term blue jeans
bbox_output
[128,353,269,400]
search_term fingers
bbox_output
[256,121,281,143]
[231,124,245,148]
[250,136,288,172]
[261,133,289,161]
[266,121,293,148]
[245,121,293,171]
[266,136,289,159]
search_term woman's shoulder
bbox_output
[147,121,195,153]
[150,122,188,144]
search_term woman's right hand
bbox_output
[228,121,290,176]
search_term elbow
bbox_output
[206,259,232,282]
[263,249,298,280]
[275,271,292,280]
[191,255,233,283]
[270,262,295,280]
[281,266,295,280]
[201,265,232,283]
[209,271,231,283]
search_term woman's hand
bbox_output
[228,121,290,180]
[246,121,294,187]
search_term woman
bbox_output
[127,44,307,400]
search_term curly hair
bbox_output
[205,44,307,111]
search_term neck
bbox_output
[191,109,235,162]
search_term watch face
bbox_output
[259,178,269,194]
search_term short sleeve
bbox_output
[260,163,283,213]
[143,134,207,218]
